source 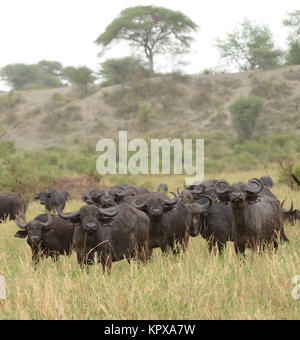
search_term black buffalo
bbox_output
[129,192,191,255]
[157,183,168,193]
[260,176,273,188]
[14,212,74,265]
[177,180,234,254]
[58,203,150,273]
[214,178,289,255]
[82,185,149,207]
[0,193,26,223]
[35,189,71,212]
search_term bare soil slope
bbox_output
[1,66,300,149]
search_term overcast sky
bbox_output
[1,0,300,90]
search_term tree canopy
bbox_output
[95,6,197,72]
[0,62,62,90]
[62,66,96,93]
[215,19,283,71]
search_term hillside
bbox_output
[1,66,300,149]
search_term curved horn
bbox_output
[282,200,294,213]
[190,189,206,197]
[132,198,148,210]
[214,180,229,195]
[16,215,27,229]
[57,204,80,220]
[281,199,286,208]
[195,194,213,208]
[163,192,178,206]
[40,211,53,228]
[98,203,119,217]
[192,195,213,214]
[114,186,128,197]
[247,178,263,195]
[184,184,195,190]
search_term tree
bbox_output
[99,56,148,87]
[283,10,300,65]
[38,60,63,77]
[0,63,61,90]
[283,10,300,41]
[229,95,264,139]
[215,19,282,71]
[62,66,96,93]
[95,5,197,72]
[285,41,300,65]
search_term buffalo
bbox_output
[128,192,192,255]
[260,176,273,188]
[82,185,150,207]
[214,178,289,255]
[0,193,26,223]
[178,181,234,254]
[14,212,74,265]
[35,189,71,212]
[157,183,168,193]
[58,202,150,273]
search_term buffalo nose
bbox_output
[86,223,96,232]
[31,236,40,243]
[232,193,243,201]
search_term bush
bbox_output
[99,56,149,87]
[229,95,264,139]
[0,140,16,159]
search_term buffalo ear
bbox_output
[14,230,28,238]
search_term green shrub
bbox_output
[229,95,264,139]
[0,140,16,158]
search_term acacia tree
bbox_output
[215,19,282,71]
[95,6,197,72]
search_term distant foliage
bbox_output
[62,66,96,93]
[285,42,300,65]
[0,62,62,90]
[99,56,149,87]
[215,18,283,71]
[229,95,264,139]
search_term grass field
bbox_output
[0,169,300,320]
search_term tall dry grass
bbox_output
[0,170,300,320]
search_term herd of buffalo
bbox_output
[0,175,299,273]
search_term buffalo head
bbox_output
[57,203,119,233]
[132,192,178,218]
[14,212,53,244]
[214,178,263,206]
